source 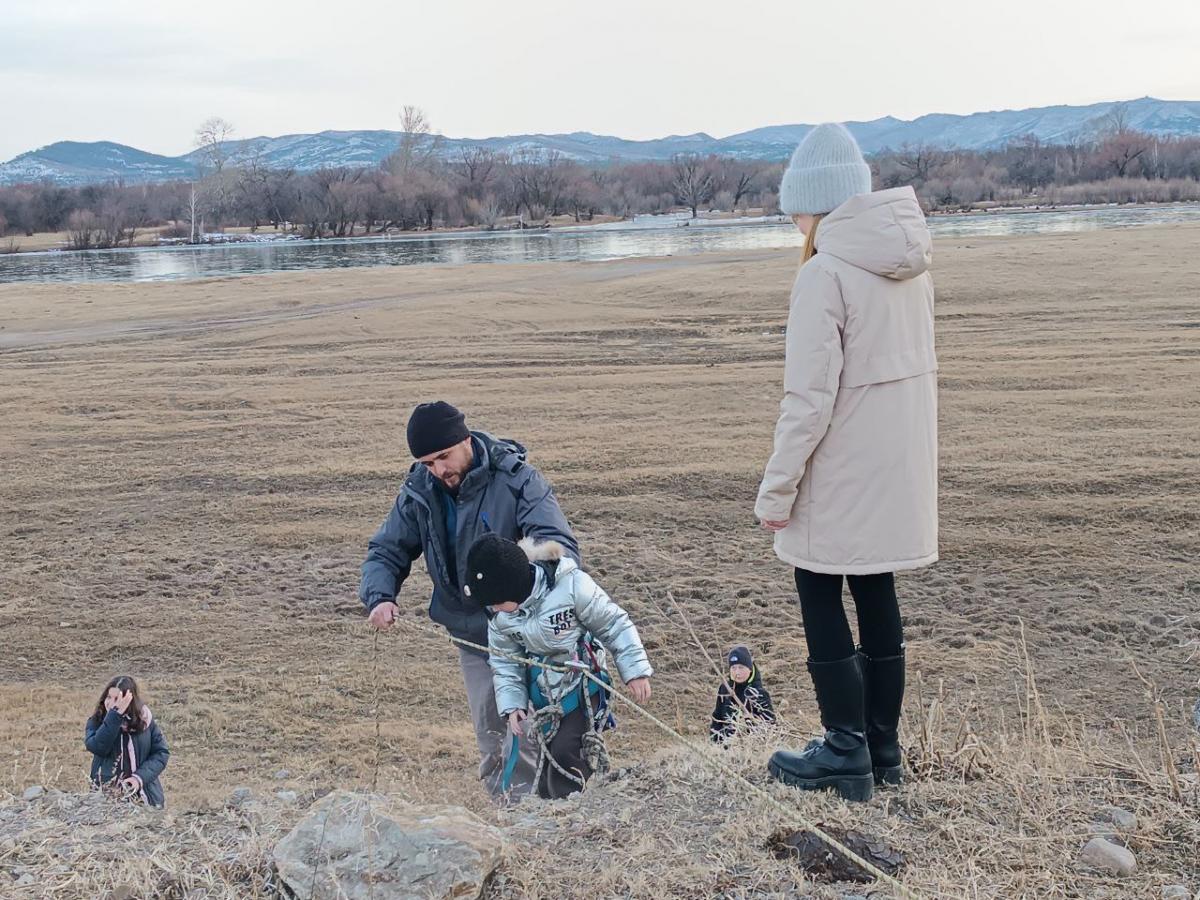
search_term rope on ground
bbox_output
[394,618,923,900]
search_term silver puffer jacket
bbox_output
[488,541,653,716]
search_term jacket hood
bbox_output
[816,186,932,281]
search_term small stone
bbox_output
[22,785,45,801]
[1099,806,1138,833]
[1079,838,1137,876]
[228,787,253,807]
[274,769,291,780]
[276,790,299,804]
[15,873,36,886]
[1160,886,1190,900]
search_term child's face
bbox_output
[489,601,520,614]
[729,664,751,684]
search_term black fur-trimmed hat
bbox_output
[464,533,534,608]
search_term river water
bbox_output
[2,204,1197,285]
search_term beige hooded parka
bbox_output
[755,186,938,574]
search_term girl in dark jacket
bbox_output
[710,646,776,743]
[85,676,169,807]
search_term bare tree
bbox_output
[671,153,715,217]
[510,149,567,220]
[66,210,100,250]
[1100,133,1148,177]
[95,196,140,248]
[464,195,502,229]
[386,105,441,176]
[194,117,236,174]
[895,143,942,182]
[1103,103,1133,137]
[731,170,756,209]
[235,149,296,230]
[454,145,500,199]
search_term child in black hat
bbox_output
[710,645,777,743]
[465,532,653,799]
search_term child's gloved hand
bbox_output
[626,677,651,704]
[508,709,528,735]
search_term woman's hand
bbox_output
[120,775,141,794]
[115,690,134,714]
[759,519,789,532]
[507,709,528,735]
[626,677,652,704]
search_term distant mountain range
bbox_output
[4,96,1199,187]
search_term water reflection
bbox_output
[2,204,1197,285]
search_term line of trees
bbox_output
[2,106,1199,250]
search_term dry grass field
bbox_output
[1,225,1198,897]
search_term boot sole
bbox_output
[767,760,874,802]
[873,765,903,786]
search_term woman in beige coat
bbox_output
[756,123,937,802]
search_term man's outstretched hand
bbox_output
[368,601,399,630]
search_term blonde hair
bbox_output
[800,214,824,266]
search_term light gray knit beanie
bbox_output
[778,123,872,215]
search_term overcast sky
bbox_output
[4,0,1199,161]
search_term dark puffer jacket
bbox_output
[85,707,169,807]
[710,668,777,743]
[359,431,579,648]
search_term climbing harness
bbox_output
[501,636,613,792]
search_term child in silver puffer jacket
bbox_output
[464,533,652,799]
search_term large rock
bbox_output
[272,791,503,900]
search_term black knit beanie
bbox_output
[728,646,753,669]
[406,401,469,459]
[464,533,534,608]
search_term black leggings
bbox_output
[538,706,595,800]
[794,568,904,663]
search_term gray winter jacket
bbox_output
[488,541,653,717]
[359,432,579,648]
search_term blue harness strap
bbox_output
[500,733,521,792]
[500,636,616,793]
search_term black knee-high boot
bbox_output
[767,655,873,802]
[859,645,906,785]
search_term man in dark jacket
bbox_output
[711,646,777,743]
[360,401,579,801]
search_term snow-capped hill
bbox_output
[4,98,1199,186]
[0,141,196,186]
